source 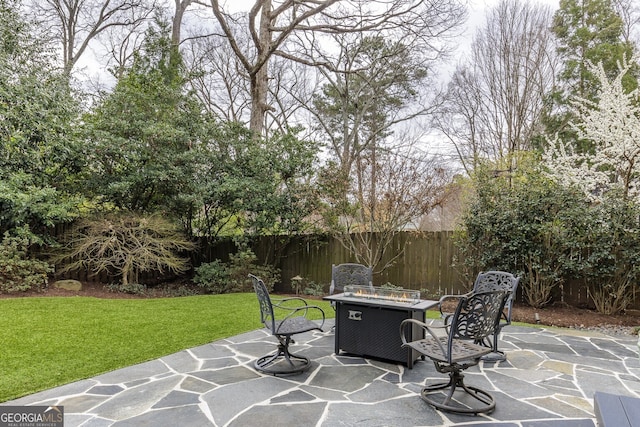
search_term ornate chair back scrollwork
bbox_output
[330,263,374,296]
[329,264,374,331]
[438,271,520,361]
[401,290,511,415]
[249,274,325,375]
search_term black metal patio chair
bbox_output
[328,263,374,331]
[329,263,374,297]
[249,274,325,375]
[400,290,511,415]
[438,271,520,361]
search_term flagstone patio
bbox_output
[6,320,640,426]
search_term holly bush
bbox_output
[0,232,51,293]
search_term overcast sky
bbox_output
[223,0,561,24]
[466,0,559,38]
[77,0,563,99]
[221,0,561,67]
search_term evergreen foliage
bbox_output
[0,232,52,292]
[544,57,640,313]
[194,248,280,294]
[81,19,208,221]
[0,0,83,241]
[455,156,587,308]
[546,0,639,152]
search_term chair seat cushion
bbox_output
[405,337,492,363]
[271,317,321,336]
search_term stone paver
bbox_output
[4,320,639,427]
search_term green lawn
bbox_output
[0,294,333,402]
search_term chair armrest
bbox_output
[273,297,322,322]
[437,291,472,319]
[399,318,448,357]
[272,296,309,308]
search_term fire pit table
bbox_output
[324,286,438,368]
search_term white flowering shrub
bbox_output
[544,56,640,314]
[545,56,640,203]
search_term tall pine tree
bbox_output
[545,0,638,152]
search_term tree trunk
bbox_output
[250,68,268,135]
[249,0,272,136]
[172,0,191,48]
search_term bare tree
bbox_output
[183,28,314,132]
[432,66,487,175]
[209,0,467,136]
[614,0,640,46]
[434,0,558,173]
[266,57,317,134]
[301,16,463,270]
[183,35,251,121]
[94,13,149,79]
[307,33,455,271]
[322,145,453,271]
[29,0,156,75]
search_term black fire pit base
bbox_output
[324,294,437,368]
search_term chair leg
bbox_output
[254,335,312,375]
[420,371,496,415]
[480,331,508,362]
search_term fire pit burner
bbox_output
[343,285,421,305]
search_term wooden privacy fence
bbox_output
[198,231,470,296]
[198,232,618,307]
[51,228,637,307]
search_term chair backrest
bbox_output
[330,263,373,295]
[449,290,510,343]
[249,274,275,332]
[472,271,520,322]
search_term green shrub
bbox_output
[106,282,148,296]
[303,281,324,296]
[420,288,444,300]
[193,248,279,294]
[193,260,231,294]
[228,249,280,292]
[581,197,640,315]
[455,159,586,308]
[0,233,52,293]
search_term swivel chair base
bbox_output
[421,371,496,415]
[254,339,311,375]
[481,350,507,362]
